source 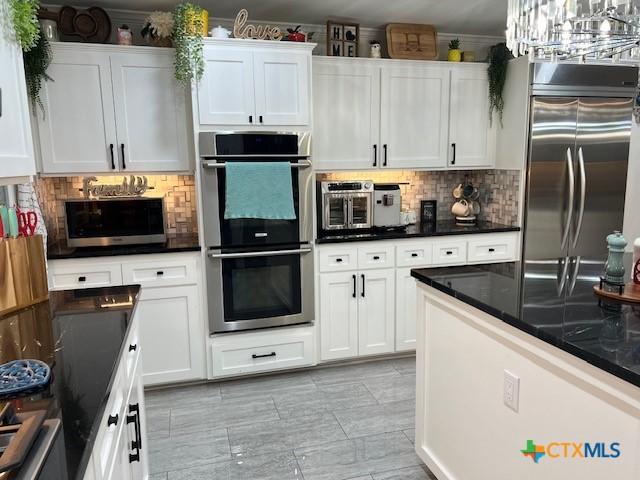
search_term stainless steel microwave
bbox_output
[65,198,166,247]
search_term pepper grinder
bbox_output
[605,231,627,285]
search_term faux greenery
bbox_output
[487,42,513,127]
[9,0,40,51]
[173,2,205,85]
[24,27,52,116]
[448,38,460,50]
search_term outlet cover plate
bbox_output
[503,370,520,412]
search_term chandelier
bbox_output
[506,0,640,60]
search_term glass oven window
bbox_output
[327,196,347,228]
[222,254,302,322]
[351,196,370,226]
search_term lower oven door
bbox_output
[206,246,314,333]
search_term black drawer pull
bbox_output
[129,344,137,352]
[249,115,253,123]
[259,115,263,123]
[336,258,343,263]
[352,274,356,298]
[252,352,276,359]
[373,144,377,167]
[107,414,118,427]
[488,248,496,253]
[446,251,453,255]
[373,256,380,260]
[361,274,365,297]
[411,253,418,257]
[78,276,86,282]
[156,271,164,276]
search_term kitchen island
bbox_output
[0,285,148,479]
[411,263,640,480]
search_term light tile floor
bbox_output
[145,356,437,480]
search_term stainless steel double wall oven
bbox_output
[200,132,314,333]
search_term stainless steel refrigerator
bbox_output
[521,63,637,332]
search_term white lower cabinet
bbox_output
[396,268,418,352]
[319,269,394,361]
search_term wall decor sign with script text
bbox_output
[326,21,359,57]
[233,9,283,40]
[82,176,149,198]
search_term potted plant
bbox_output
[24,28,52,116]
[172,2,207,84]
[8,0,40,51]
[487,42,513,127]
[142,11,175,47]
[448,38,461,62]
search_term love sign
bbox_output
[233,8,283,40]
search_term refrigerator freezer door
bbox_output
[521,96,579,327]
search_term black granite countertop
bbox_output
[316,221,520,244]
[47,234,201,259]
[0,285,140,479]
[411,261,640,388]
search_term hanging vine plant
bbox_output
[173,2,206,85]
[24,28,53,116]
[487,42,513,127]
[8,0,40,51]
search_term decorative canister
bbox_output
[605,231,627,284]
[39,19,59,41]
[117,25,133,45]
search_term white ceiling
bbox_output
[67,0,507,36]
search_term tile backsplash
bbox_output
[35,175,198,245]
[317,169,521,225]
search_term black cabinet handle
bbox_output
[383,144,388,167]
[352,274,356,298]
[446,251,453,255]
[107,414,118,427]
[121,144,126,170]
[411,253,418,258]
[78,276,86,282]
[259,115,263,123]
[451,143,456,165]
[157,271,164,276]
[373,145,377,167]
[252,352,276,359]
[129,344,137,352]
[336,258,343,263]
[109,144,115,169]
[249,115,253,123]
[373,256,380,260]
[361,274,365,297]
[488,248,496,253]
[127,403,141,463]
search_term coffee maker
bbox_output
[373,184,403,229]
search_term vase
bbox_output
[186,8,209,37]
[448,49,461,62]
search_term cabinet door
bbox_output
[125,358,150,480]
[313,62,380,170]
[395,268,418,352]
[0,0,35,179]
[380,66,449,169]
[110,53,190,172]
[358,269,395,356]
[198,47,255,125]
[104,424,132,480]
[448,67,494,168]
[38,47,118,173]
[253,51,310,125]
[137,285,205,386]
[319,272,359,361]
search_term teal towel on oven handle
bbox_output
[224,161,296,220]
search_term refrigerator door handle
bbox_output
[561,148,575,251]
[572,147,587,249]
[568,256,581,295]
[557,257,570,297]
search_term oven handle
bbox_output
[202,159,312,168]
[208,247,312,259]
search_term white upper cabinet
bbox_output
[197,39,314,127]
[0,0,36,181]
[380,65,450,169]
[448,67,495,168]
[110,53,189,172]
[313,61,380,170]
[313,57,495,171]
[38,44,191,175]
[38,49,117,173]
[198,48,255,125]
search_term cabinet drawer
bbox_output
[122,255,198,287]
[396,243,433,267]
[48,261,122,290]
[93,367,127,478]
[432,240,467,265]
[318,247,358,272]
[468,235,517,263]
[211,326,314,377]
[357,245,395,270]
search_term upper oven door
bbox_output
[200,132,312,249]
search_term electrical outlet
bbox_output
[503,370,520,412]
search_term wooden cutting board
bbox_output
[386,23,438,60]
